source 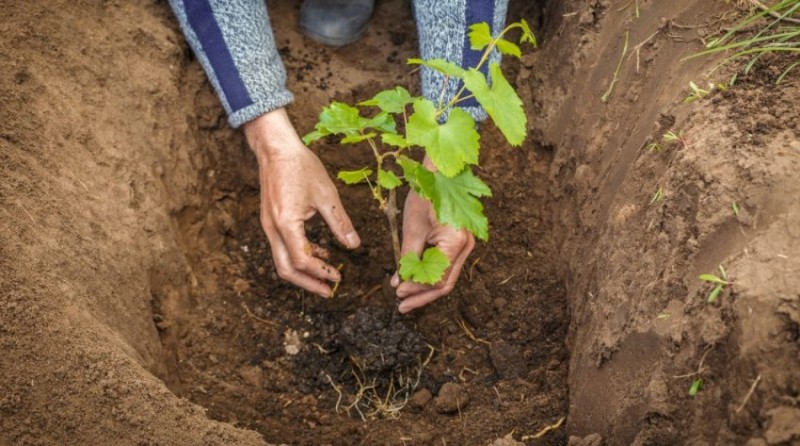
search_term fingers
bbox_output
[279,220,342,282]
[261,213,339,298]
[318,194,361,250]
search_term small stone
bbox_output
[408,388,432,411]
[434,382,470,414]
[283,329,303,356]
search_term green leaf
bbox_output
[688,379,703,396]
[337,168,373,185]
[399,247,450,285]
[707,284,723,303]
[432,169,492,240]
[365,111,396,134]
[398,157,491,241]
[468,22,493,51]
[302,130,326,145]
[407,58,466,79]
[406,99,480,177]
[341,132,376,144]
[699,274,726,284]
[382,133,412,148]
[518,19,538,46]
[304,102,369,145]
[358,87,414,114]
[496,38,521,58]
[397,156,434,199]
[378,169,403,190]
[462,63,527,146]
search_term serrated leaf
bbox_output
[397,157,491,240]
[304,102,370,145]
[358,87,414,114]
[518,19,538,46]
[341,132,376,144]
[699,274,726,284]
[432,169,492,240]
[337,168,373,185]
[365,111,397,134]
[397,156,434,200]
[462,63,527,146]
[707,284,723,303]
[468,22,493,51]
[406,99,480,177]
[407,58,466,79]
[302,130,326,145]
[378,169,403,190]
[688,379,703,396]
[496,38,521,58]
[399,247,450,285]
[382,133,411,148]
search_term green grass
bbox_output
[688,0,800,83]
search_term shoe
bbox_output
[299,0,375,47]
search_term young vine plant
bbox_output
[303,20,537,286]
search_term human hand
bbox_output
[390,159,475,313]
[244,108,361,297]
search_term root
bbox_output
[324,344,435,420]
[521,417,566,440]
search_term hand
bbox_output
[244,108,361,297]
[391,161,475,313]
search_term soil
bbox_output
[1,1,798,446]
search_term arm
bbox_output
[392,0,508,313]
[168,0,293,127]
[169,1,360,297]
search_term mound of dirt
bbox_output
[1,0,798,445]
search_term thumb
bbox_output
[318,196,361,250]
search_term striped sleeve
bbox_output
[412,0,509,122]
[168,0,294,128]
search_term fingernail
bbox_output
[390,274,399,287]
[345,231,360,248]
[398,302,410,313]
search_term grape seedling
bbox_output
[304,20,537,285]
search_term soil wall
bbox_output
[526,0,800,443]
[0,2,266,445]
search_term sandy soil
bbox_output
[1,0,798,445]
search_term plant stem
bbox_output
[384,187,402,266]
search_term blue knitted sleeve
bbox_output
[168,0,294,128]
[413,0,509,122]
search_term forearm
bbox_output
[168,0,294,128]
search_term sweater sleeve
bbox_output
[168,0,293,128]
[412,0,509,122]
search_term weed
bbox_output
[684,80,729,103]
[304,21,537,284]
[732,201,741,217]
[687,0,800,84]
[689,378,703,396]
[699,264,731,303]
[650,186,665,204]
